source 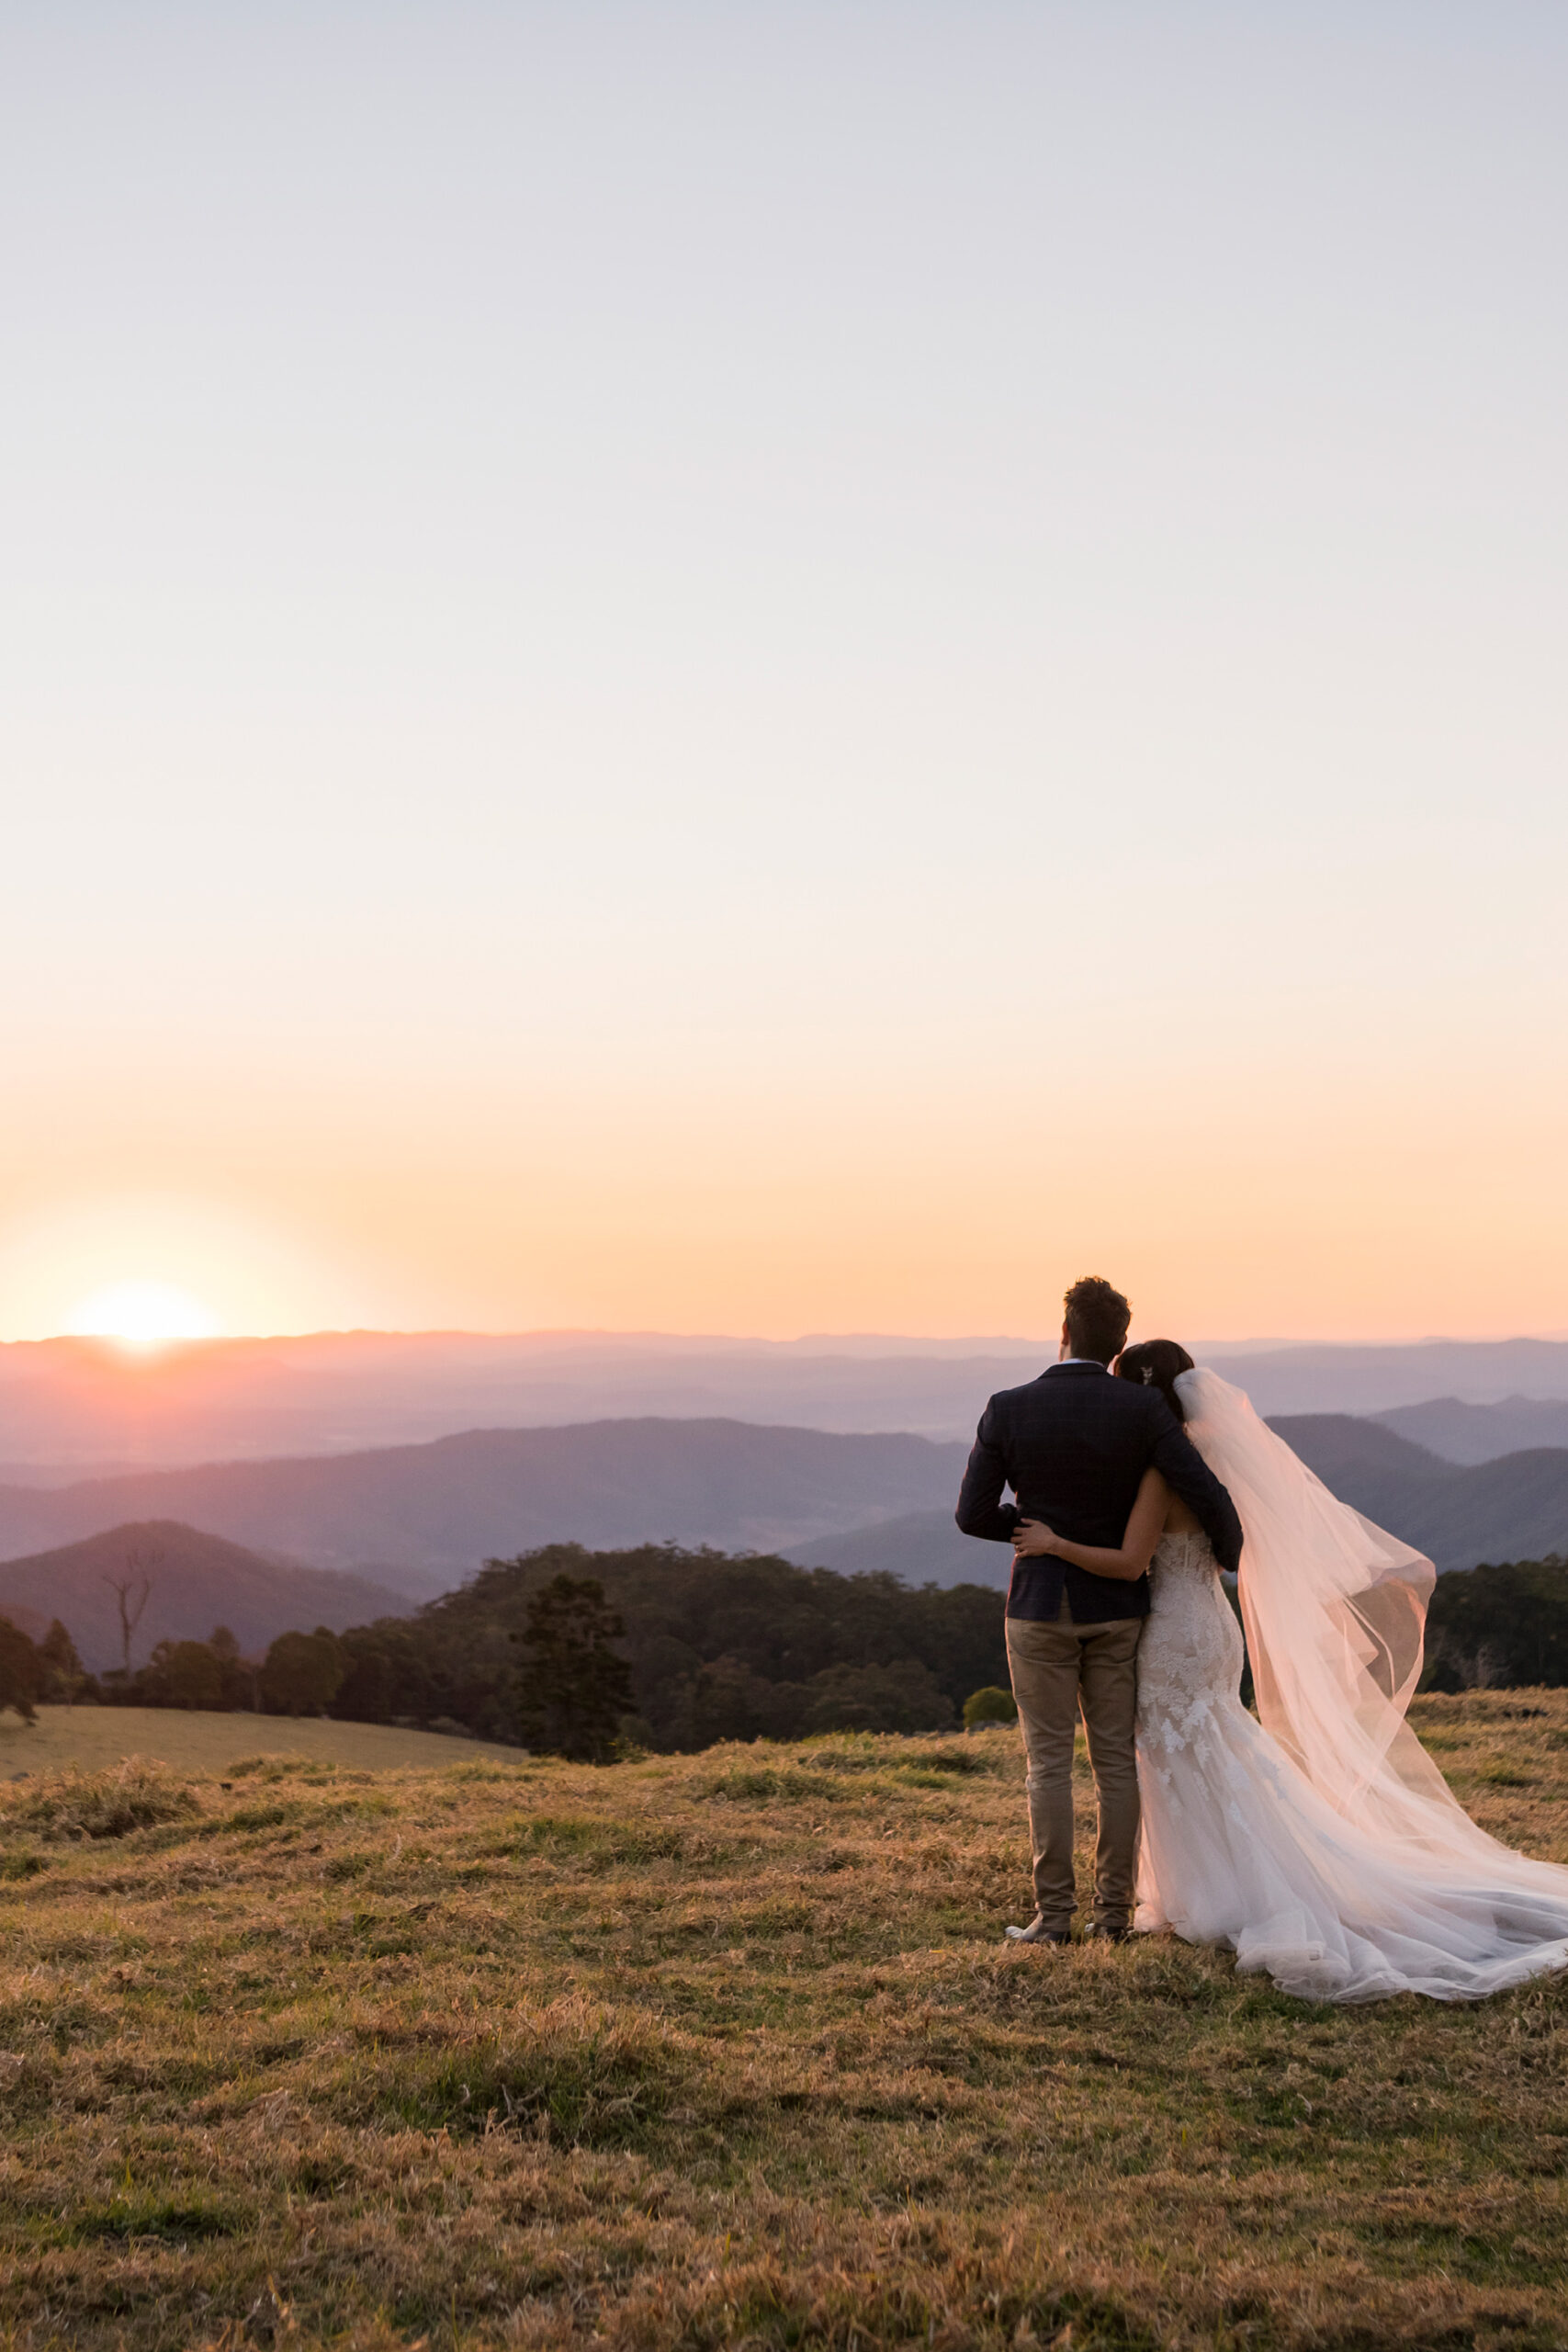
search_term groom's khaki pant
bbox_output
[1006,1606,1142,1935]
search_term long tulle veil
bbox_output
[1174,1364,1523,1861]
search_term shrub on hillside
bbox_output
[964,1684,1018,1728]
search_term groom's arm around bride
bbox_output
[955,1358,1242,1593]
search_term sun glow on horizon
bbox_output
[62,1281,222,1348]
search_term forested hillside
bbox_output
[329,1544,1010,1748]
[1423,1555,1568,1690]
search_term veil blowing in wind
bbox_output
[1180,1371,1438,1818]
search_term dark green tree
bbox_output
[0,1616,40,1723]
[208,1627,254,1710]
[143,1638,225,1711]
[332,1620,450,1726]
[513,1575,635,1760]
[37,1620,87,1706]
[260,1627,347,1717]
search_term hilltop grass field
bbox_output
[3,1693,1568,2350]
[0,1706,523,1779]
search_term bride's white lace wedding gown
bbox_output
[1133,1374,1568,2003]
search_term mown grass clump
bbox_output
[509,1812,694,1864]
[1,1757,203,1841]
[65,2191,245,2244]
[354,1993,688,2145]
[2,1711,1568,2348]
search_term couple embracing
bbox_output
[957,1275,1568,2004]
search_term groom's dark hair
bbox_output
[1063,1275,1132,1365]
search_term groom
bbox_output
[955,1276,1242,1944]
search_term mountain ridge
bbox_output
[0,1521,410,1673]
[0,1419,970,1592]
[1371,1395,1568,1464]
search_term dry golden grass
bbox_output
[2,1692,1568,2350]
[0,1708,522,1780]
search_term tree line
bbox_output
[0,1613,360,1723]
[0,1544,1013,1751]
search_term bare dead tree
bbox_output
[102,1545,161,1677]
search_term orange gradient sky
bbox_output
[3,6,1565,1346]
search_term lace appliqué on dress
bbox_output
[1136,1531,1247,1792]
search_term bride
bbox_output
[1011,1340,1568,2002]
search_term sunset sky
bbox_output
[3,4,1565,1345]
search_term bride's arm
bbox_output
[1011,1466,1169,1582]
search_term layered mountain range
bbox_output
[0,1403,1564,1671]
[2,1336,1567,1669]
[0,1420,969,1601]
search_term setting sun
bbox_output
[62,1281,221,1348]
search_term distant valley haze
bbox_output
[7,1328,1568,1477]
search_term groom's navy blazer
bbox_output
[954,1362,1244,1622]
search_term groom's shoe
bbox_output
[1005,1916,1071,1946]
[1081,1921,1133,1945]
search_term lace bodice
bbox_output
[1151,1526,1220,1586]
[1136,1527,1246,1762]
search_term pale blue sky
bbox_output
[2,5,1564,1340]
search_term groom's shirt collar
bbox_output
[1045,1357,1106,1373]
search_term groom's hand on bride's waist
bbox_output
[1012,1518,1058,1557]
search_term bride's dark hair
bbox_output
[1115,1338,1196,1424]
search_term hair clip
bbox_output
[1141,1365,1155,1383]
